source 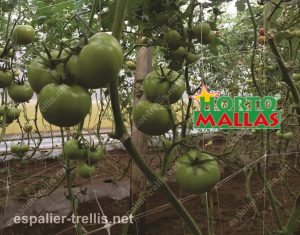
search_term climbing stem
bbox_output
[108,1,202,234]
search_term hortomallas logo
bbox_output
[191,85,280,129]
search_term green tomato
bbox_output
[77,163,96,179]
[0,70,13,88]
[0,47,13,57]
[0,106,5,116]
[76,33,123,88]
[162,139,172,152]
[86,147,104,164]
[168,59,184,72]
[294,29,300,38]
[201,31,216,45]
[132,101,173,136]
[10,144,21,153]
[125,60,136,70]
[276,82,284,89]
[66,55,79,80]
[186,53,200,65]
[63,139,87,160]
[164,29,181,50]
[276,130,284,139]
[27,55,59,93]
[192,23,211,40]
[175,150,220,194]
[8,82,34,103]
[4,107,21,123]
[246,78,253,85]
[170,47,186,60]
[143,69,185,104]
[141,37,151,44]
[23,123,33,132]
[38,84,91,127]
[266,65,275,70]
[1,1,13,12]
[292,73,300,82]
[283,132,294,140]
[12,25,35,45]
[19,144,29,153]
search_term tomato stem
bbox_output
[109,0,203,234]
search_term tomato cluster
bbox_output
[63,139,105,179]
[162,23,217,71]
[26,32,123,128]
[10,143,30,159]
[0,106,21,124]
[132,68,185,136]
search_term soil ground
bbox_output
[0,144,300,235]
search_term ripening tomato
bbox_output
[259,28,265,36]
[257,35,266,45]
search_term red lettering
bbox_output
[195,113,216,126]
[270,112,279,127]
[254,113,269,127]
[218,113,232,126]
[244,112,252,127]
[233,112,243,126]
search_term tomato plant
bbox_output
[0,0,299,234]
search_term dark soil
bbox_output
[1,148,300,235]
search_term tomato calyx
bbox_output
[185,153,217,167]
[154,67,182,86]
